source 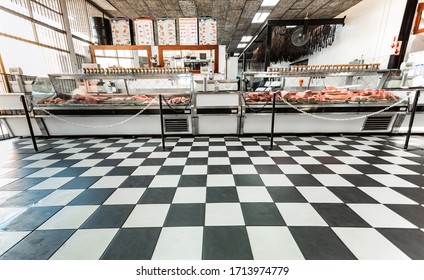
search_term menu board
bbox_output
[179,18,198,45]
[134,18,154,45]
[157,18,177,45]
[199,17,217,45]
[111,18,132,45]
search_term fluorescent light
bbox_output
[286,25,297,28]
[252,12,270,23]
[237,43,247,48]
[233,53,240,56]
[261,0,279,6]
[241,36,253,42]
[91,0,117,10]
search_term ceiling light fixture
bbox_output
[237,43,247,48]
[252,12,270,23]
[261,0,280,7]
[241,36,253,42]
[233,53,240,56]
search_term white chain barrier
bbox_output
[30,96,158,129]
[278,96,409,121]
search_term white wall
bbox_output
[405,0,424,59]
[308,0,407,68]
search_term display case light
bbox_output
[241,36,253,42]
[252,12,270,23]
[237,43,247,48]
[233,53,240,56]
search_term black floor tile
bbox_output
[141,158,166,166]
[203,226,253,260]
[266,187,307,202]
[314,157,344,164]
[2,168,41,178]
[206,187,239,203]
[208,151,229,157]
[286,151,309,157]
[68,189,115,205]
[128,152,151,158]
[302,165,335,174]
[119,176,154,188]
[234,174,264,186]
[0,178,45,191]
[186,158,208,165]
[289,227,356,260]
[167,152,189,158]
[357,157,392,164]
[101,228,161,260]
[241,203,285,226]
[0,229,74,260]
[329,187,379,204]
[286,174,323,186]
[312,203,371,227]
[272,157,298,164]
[48,160,80,168]
[105,166,137,176]
[377,229,424,260]
[326,151,351,156]
[0,190,53,207]
[191,146,209,151]
[81,205,135,228]
[1,206,62,231]
[255,165,283,174]
[392,188,424,204]
[341,174,385,187]
[87,153,113,159]
[95,159,124,167]
[386,205,424,228]
[164,203,205,227]
[138,188,176,204]
[297,145,319,151]
[178,175,207,187]
[59,177,99,189]
[227,146,246,151]
[52,167,89,177]
[229,157,253,164]
[247,151,268,157]
[207,165,232,174]
[352,165,388,174]
[157,166,184,175]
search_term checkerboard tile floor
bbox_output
[0,135,423,260]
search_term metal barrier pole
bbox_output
[404,90,420,149]
[270,91,276,149]
[20,95,38,151]
[159,94,166,150]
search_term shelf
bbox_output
[48,73,193,80]
[243,70,389,78]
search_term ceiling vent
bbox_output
[362,115,393,131]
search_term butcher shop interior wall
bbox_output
[307,0,408,67]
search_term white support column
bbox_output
[59,0,79,73]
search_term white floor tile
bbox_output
[226,141,242,146]
[297,187,343,203]
[279,145,301,151]
[89,176,128,189]
[26,168,66,178]
[333,228,410,260]
[23,160,60,168]
[228,151,250,157]
[0,191,20,204]
[304,150,330,157]
[206,175,235,187]
[385,150,420,157]
[237,187,273,202]
[0,168,15,177]
[290,141,310,146]
[0,207,27,225]
[335,157,369,165]
[260,174,294,187]
[276,203,327,226]
[99,147,123,153]
[374,165,418,175]
[149,175,180,188]
[172,187,206,203]
[79,167,114,177]
[359,187,418,205]
[132,166,161,175]
[247,226,304,260]
[50,229,118,260]
[266,151,290,157]
[163,158,187,166]
[251,157,276,165]
[367,175,420,188]
[29,177,74,190]
[208,157,231,165]
[148,152,170,158]
[188,151,209,158]
[103,188,146,205]
[380,157,420,165]
[65,153,94,160]
[348,204,417,228]
[71,159,102,167]
[293,157,321,165]
[326,165,363,174]
[193,142,209,146]
[36,190,84,206]
[117,158,145,166]
[172,146,191,152]
[315,145,339,151]
[23,153,54,160]
[107,152,132,159]
[59,148,86,154]
[123,204,170,227]
[38,206,99,230]
[0,231,31,256]
[277,165,309,174]
[350,145,378,151]
[205,203,244,226]
[244,146,264,151]
[182,165,207,175]
[152,227,203,260]
[231,165,258,174]
[313,174,354,187]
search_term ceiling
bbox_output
[99,0,363,53]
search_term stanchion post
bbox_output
[270,91,276,149]
[404,90,420,149]
[159,94,166,150]
[20,95,38,152]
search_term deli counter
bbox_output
[1,67,422,137]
